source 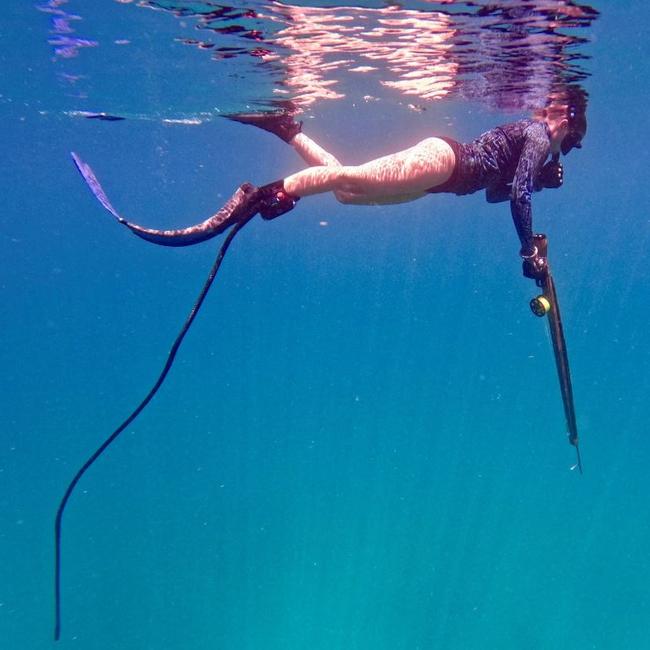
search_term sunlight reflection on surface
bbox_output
[36,0,598,119]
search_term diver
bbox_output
[73,87,586,278]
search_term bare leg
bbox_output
[283,137,455,205]
[290,132,342,167]
[224,115,456,213]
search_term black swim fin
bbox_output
[224,110,302,143]
[71,152,259,246]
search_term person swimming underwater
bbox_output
[72,87,586,278]
[60,86,589,642]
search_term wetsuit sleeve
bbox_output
[510,122,550,255]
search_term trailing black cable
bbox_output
[54,218,251,640]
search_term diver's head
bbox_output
[538,85,588,156]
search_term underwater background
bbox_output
[1,1,650,648]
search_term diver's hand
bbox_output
[521,247,548,280]
[535,160,563,190]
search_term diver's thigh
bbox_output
[344,137,454,195]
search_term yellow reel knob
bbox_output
[530,294,551,317]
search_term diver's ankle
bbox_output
[257,180,300,220]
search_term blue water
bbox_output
[2,1,650,648]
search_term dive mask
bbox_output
[560,104,584,155]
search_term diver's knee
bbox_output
[334,190,357,204]
[333,169,363,203]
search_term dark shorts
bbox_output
[426,136,464,194]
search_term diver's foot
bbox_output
[212,180,298,233]
[255,180,300,220]
[225,110,302,143]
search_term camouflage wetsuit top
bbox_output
[429,119,553,256]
